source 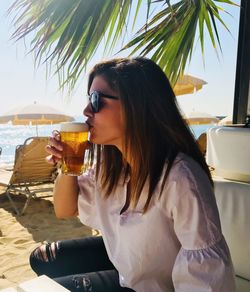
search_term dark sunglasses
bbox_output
[88,90,119,113]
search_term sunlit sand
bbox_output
[0,182,98,289]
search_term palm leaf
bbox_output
[122,0,238,86]
[8,0,238,91]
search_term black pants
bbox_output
[30,236,134,292]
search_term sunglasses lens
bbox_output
[90,92,99,113]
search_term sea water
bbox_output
[0,123,60,168]
[0,122,215,168]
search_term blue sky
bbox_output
[0,1,240,117]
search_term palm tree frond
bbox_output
[8,0,237,91]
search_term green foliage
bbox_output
[9,0,238,92]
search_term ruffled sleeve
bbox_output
[164,156,236,291]
[77,167,100,229]
[172,237,236,291]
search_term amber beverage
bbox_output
[60,122,89,176]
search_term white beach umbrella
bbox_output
[0,102,75,135]
[0,102,74,126]
[218,115,233,125]
[184,111,219,125]
[173,74,207,96]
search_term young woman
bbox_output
[30,57,235,291]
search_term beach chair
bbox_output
[0,137,58,215]
[196,132,207,155]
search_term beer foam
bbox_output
[60,122,89,132]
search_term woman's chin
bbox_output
[88,132,95,143]
[89,135,101,145]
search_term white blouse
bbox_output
[77,153,236,292]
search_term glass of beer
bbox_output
[60,122,89,176]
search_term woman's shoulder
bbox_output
[169,152,207,183]
[159,152,215,216]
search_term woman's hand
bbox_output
[45,130,79,218]
[45,130,63,165]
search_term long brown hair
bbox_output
[87,57,212,212]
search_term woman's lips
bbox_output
[86,121,94,135]
[86,120,92,129]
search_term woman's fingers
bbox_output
[46,154,60,165]
[48,136,63,151]
[45,132,63,164]
[52,130,61,140]
[45,144,62,159]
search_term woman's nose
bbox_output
[83,102,93,117]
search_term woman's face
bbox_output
[83,75,125,151]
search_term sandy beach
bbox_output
[0,181,97,290]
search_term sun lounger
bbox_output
[0,137,58,215]
[196,132,207,155]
